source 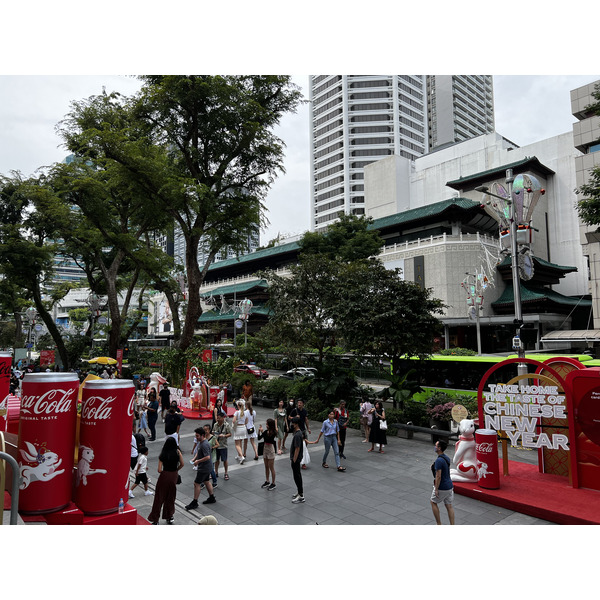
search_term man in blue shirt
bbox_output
[430,440,455,525]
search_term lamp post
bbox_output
[475,168,526,372]
[462,272,487,355]
[25,307,37,365]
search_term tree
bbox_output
[59,76,303,351]
[0,173,73,368]
[336,260,446,367]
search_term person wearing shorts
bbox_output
[185,428,216,510]
[430,440,455,525]
[212,413,232,480]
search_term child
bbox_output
[130,446,153,496]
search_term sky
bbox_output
[0,74,598,245]
[1,6,598,580]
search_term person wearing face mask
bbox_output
[309,409,346,472]
[430,440,455,525]
[282,398,297,452]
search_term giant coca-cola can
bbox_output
[0,351,11,431]
[475,428,500,489]
[75,379,135,515]
[18,373,80,514]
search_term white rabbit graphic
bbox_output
[75,445,107,487]
[19,441,65,490]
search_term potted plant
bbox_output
[425,390,455,432]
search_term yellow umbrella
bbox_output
[87,356,118,365]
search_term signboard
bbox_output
[39,350,55,366]
[116,348,123,375]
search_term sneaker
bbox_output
[261,481,270,489]
[212,482,218,489]
[144,490,154,496]
[291,492,299,499]
[267,483,277,491]
[166,516,174,524]
[199,483,205,490]
[202,495,216,504]
[185,499,199,511]
[235,455,240,462]
[193,466,198,470]
[240,456,245,465]
[128,490,135,498]
[292,495,305,504]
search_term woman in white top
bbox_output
[233,400,248,464]
[243,399,260,461]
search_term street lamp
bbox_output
[475,169,545,374]
[462,271,488,355]
[25,307,37,365]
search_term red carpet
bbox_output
[453,460,600,524]
[180,405,236,420]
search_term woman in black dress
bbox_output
[368,401,387,453]
[148,436,184,524]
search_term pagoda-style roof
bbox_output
[445,156,555,191]
[491,283,591,315]
[496,255,577,285]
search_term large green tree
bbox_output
[59,76,303,351]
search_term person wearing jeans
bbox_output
[309,410,346,472]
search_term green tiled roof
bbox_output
[207,241,300,271]
[202,279,268,298]
[491,284,592,307]
[497,255,577,273]
[198,304,272,323]
[368,198,482,230]
[446,156,555,189]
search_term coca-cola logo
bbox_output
[476,442,494,453]
[127,393,135,417]
[21,388,75,416]
[82,395,115,421]
[0,361,11,378]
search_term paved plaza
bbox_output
[129,402,553,526]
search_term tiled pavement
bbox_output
[129,403,553,526]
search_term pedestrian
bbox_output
[360,397,373,443]
[258,418,278,490]
[130,446,153,497]
[146,388,159,441]
[185,427,217,510]
[274,399,287,455]
[203,423,219,489]
[241,379,253,403]
[212,412,232,481]
[243,399,259,461]
[164,405,185,445]
[368,400,387,453]
[431,440,455,525]
[212,396,226,428]
[282,398,296,451]
[233,400,248,464]
[289,417,305,503]
[290,399,311,468]
[159,383,171,422]
[334,400,350,459]
[309,409,346,472]
[147,436,184,525]
[138,399,151,437]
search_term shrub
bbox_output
[402,400,429,427]
[438,347,476,356]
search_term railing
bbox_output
[379,231,499,256]
[0,450,20,525]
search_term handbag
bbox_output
[247,427,255,435]
[379,419,388,430]
[176,474,182,485]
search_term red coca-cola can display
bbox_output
[0,351,11,431]
[475,428,500,489]
[18,373,80,514]
[75,379,136,515]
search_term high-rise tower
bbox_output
[309,75,495,231]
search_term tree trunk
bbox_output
[31,285,70,370]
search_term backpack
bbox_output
[134,432,145,451]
